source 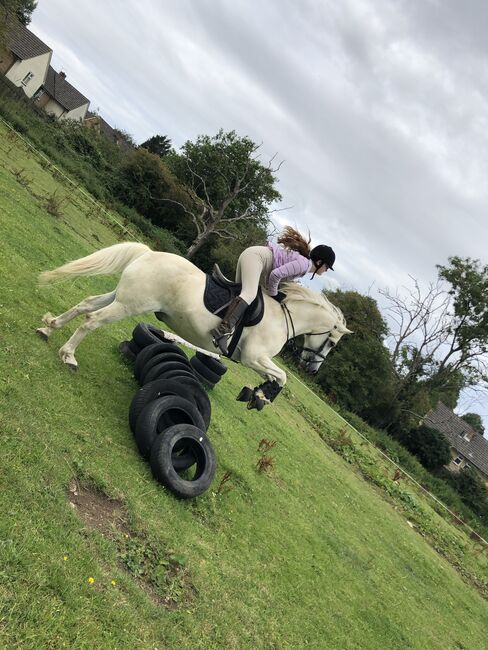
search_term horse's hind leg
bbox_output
[36,291,116,340]
[58,300,135,370]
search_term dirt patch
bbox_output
[68,477,130,537]
[67,477,195,607]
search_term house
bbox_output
[84,111,133,150]
[423,401,488,484]
[0,19,52,98]
[34,66,90,121]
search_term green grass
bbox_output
[0,122,487,649]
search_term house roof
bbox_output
[423,401,488,477]
[7,20,52,60]
[43,66,89,111]
[85,111,118,139]
[84,112,134,150]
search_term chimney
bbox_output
[59,71,66,80]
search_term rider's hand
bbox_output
[272,291,286,303]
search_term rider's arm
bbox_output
[268,259,308,296]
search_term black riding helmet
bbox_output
[309,244,335,279]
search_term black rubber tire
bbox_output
[190,366,216,390]
[134,395,206,459]
[139,352,191,384]
[132,323,171,349]
[134,342,187,381]
[156,368,198,383]
[190,356,221,384]
[195,352,228,376]
[129,378,211,433]
[142,360,195,386]
[162,375,211,424]
[150,424,217,499]
[119,340,137,362]
[128,338,141,355]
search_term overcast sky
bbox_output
[31,0,488,427]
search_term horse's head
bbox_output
[279,282,352,375]
[299,323,352,375]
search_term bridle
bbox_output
[281,302,335,362]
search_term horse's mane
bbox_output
[280,282,346,325]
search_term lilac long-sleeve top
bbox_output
[266,241,310,296]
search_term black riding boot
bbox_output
[211,296,249,356]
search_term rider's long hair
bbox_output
[277,226,311,258]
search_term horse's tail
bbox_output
[39,242,151,284]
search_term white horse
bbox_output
[36,242,351,409]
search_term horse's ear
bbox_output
[340,326,353,335]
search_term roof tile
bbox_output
[43,66,89,111]
[424,402,488,477]
[7,20,51,60]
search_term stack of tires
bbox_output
[190,351,228,389]
[121,323,221,499]
[120,324,228,390]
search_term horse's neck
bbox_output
[287,301,325,336]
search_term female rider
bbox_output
[211,225,335,355]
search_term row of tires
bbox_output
[120,323,227,389]
[120,323,226,499]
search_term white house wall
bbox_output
[5,51,51,98]
[59,101,89,122]
[43,98,65,119]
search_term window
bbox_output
[453,456,463,466]
[21,71,34,86]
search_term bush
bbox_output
[401,425,452,471]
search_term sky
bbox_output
[30,0,488,428]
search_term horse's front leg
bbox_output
[237,355,286,411]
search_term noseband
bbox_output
[281,302,335,361]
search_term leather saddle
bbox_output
[204,264,264,326]
[155,265,265,357]
[206,265,265,357]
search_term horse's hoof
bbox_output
[66,363,78,372]
[36,328,49,341]
[236,386,253,402]
[247,396,265,411]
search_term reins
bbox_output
[281,301,335,361]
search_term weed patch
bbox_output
[42,191,67,217]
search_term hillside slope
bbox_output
[0,123,487,649]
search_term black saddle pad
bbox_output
[204,274,264,327]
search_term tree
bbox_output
[460,413,485,436]
[113,147,194,234]
[314,290,398,427]
[166,130,282,258]
[401,425,452,471]
[140,134,172,158]
[454,467,488,523]
[1,0,36,47]
[0,0,36,28]
[436,257,488,384]
[381,258,488,427]
[190,218,269,277]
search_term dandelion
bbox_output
[63,555,68,561]
[87,577,95,584]
[111,580,117,586]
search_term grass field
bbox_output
[0,120,487,649]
